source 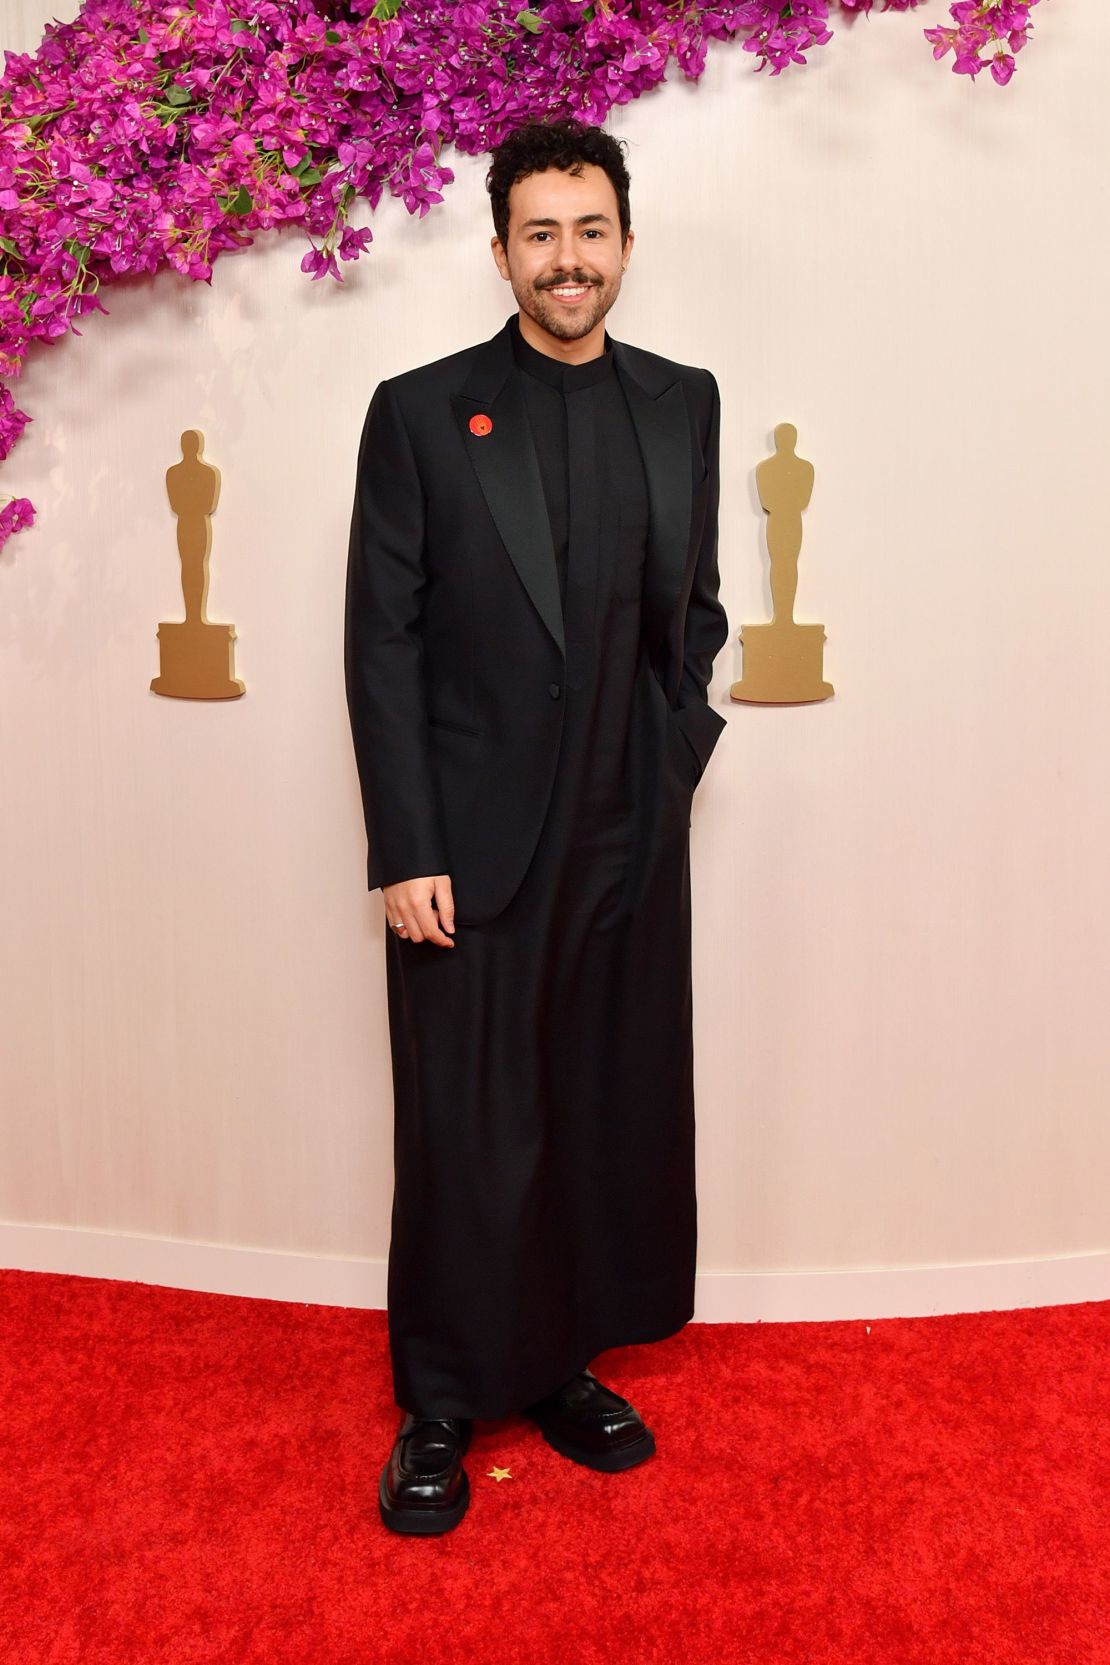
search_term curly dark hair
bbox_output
[485,118,631,251]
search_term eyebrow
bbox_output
[518,213,614,230]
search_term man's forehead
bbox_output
[512,164,612,202]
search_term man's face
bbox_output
[491,161,633,345]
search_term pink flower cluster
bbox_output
[923,1,1042,85]
[0,0,1049,552]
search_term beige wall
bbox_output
[2,0,1108,1311]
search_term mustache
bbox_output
[538,278,598,289]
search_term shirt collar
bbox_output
[509,309,616,391]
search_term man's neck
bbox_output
[516,308,607,366]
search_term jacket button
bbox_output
[548,682,561,699]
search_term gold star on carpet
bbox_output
[486,1465,513,1482]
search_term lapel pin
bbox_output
[469,413,493,437]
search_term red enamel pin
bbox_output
[469,413,493,437]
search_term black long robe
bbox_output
[382,311,700,1419]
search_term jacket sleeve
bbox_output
[344,378,450,892]
[672,369,730,779]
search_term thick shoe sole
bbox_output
[378,1465,471,1535]
[531,1419,656,1472]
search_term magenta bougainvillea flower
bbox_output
[0,0,1049,550]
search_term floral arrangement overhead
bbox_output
[0,0,1048,550]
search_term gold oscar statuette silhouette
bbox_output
[730,423,833,705]
[150,429,245,700]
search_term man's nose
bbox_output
[551,238,585,271]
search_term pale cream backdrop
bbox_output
[2,0,1108,1319]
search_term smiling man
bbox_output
[345,119,729,1536]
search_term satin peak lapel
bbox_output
[611,340,692,650]
[450,331,564,659]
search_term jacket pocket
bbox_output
[428,713,480,738]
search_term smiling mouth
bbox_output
[545,283,594,303]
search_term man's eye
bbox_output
[531,230,602,241]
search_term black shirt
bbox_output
[508,310,648,632]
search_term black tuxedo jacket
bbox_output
[344,313,729,925]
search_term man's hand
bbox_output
[382,875,456,947]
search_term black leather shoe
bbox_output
[378,1412,473,1535]
[522,1367,656,1471]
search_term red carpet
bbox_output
[0,1269,1106,1664]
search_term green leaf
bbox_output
[165,84,192,106]
[325,29,341,44]
[224,185,252,215]
[0,236,20,256]
[370,0,402,18]
[229,17,254,32]
[137,25,149,42]
[297,168,322,188]
[515,7,543,31]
